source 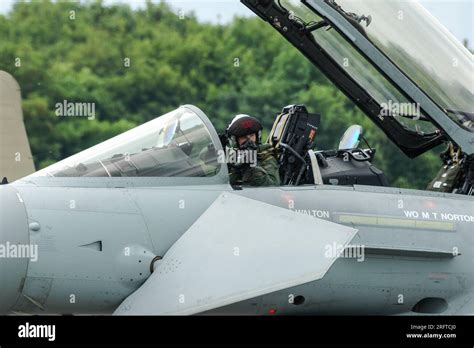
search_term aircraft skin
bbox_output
[1,181,473,315]
[1,0,473,316]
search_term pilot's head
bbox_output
[226,114,262,150]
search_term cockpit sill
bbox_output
[12,175,474,202]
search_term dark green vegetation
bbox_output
[0,0,454,188]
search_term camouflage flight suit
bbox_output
[229,144,280,186]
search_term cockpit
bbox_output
[27,102,389,189]
[23,102,472,194]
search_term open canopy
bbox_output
[242,0,474,157]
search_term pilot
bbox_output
[226,114,280,186]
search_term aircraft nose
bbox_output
[0,184,29,313]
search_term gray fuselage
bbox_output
[1,179,472,315]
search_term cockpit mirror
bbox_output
[164,119,178,145]
[338,125,363,150]
[157,119,179,147]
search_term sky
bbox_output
[0,0,472,45]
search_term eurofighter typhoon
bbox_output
[0,0,473,315]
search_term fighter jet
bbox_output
[0,0,473,315]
